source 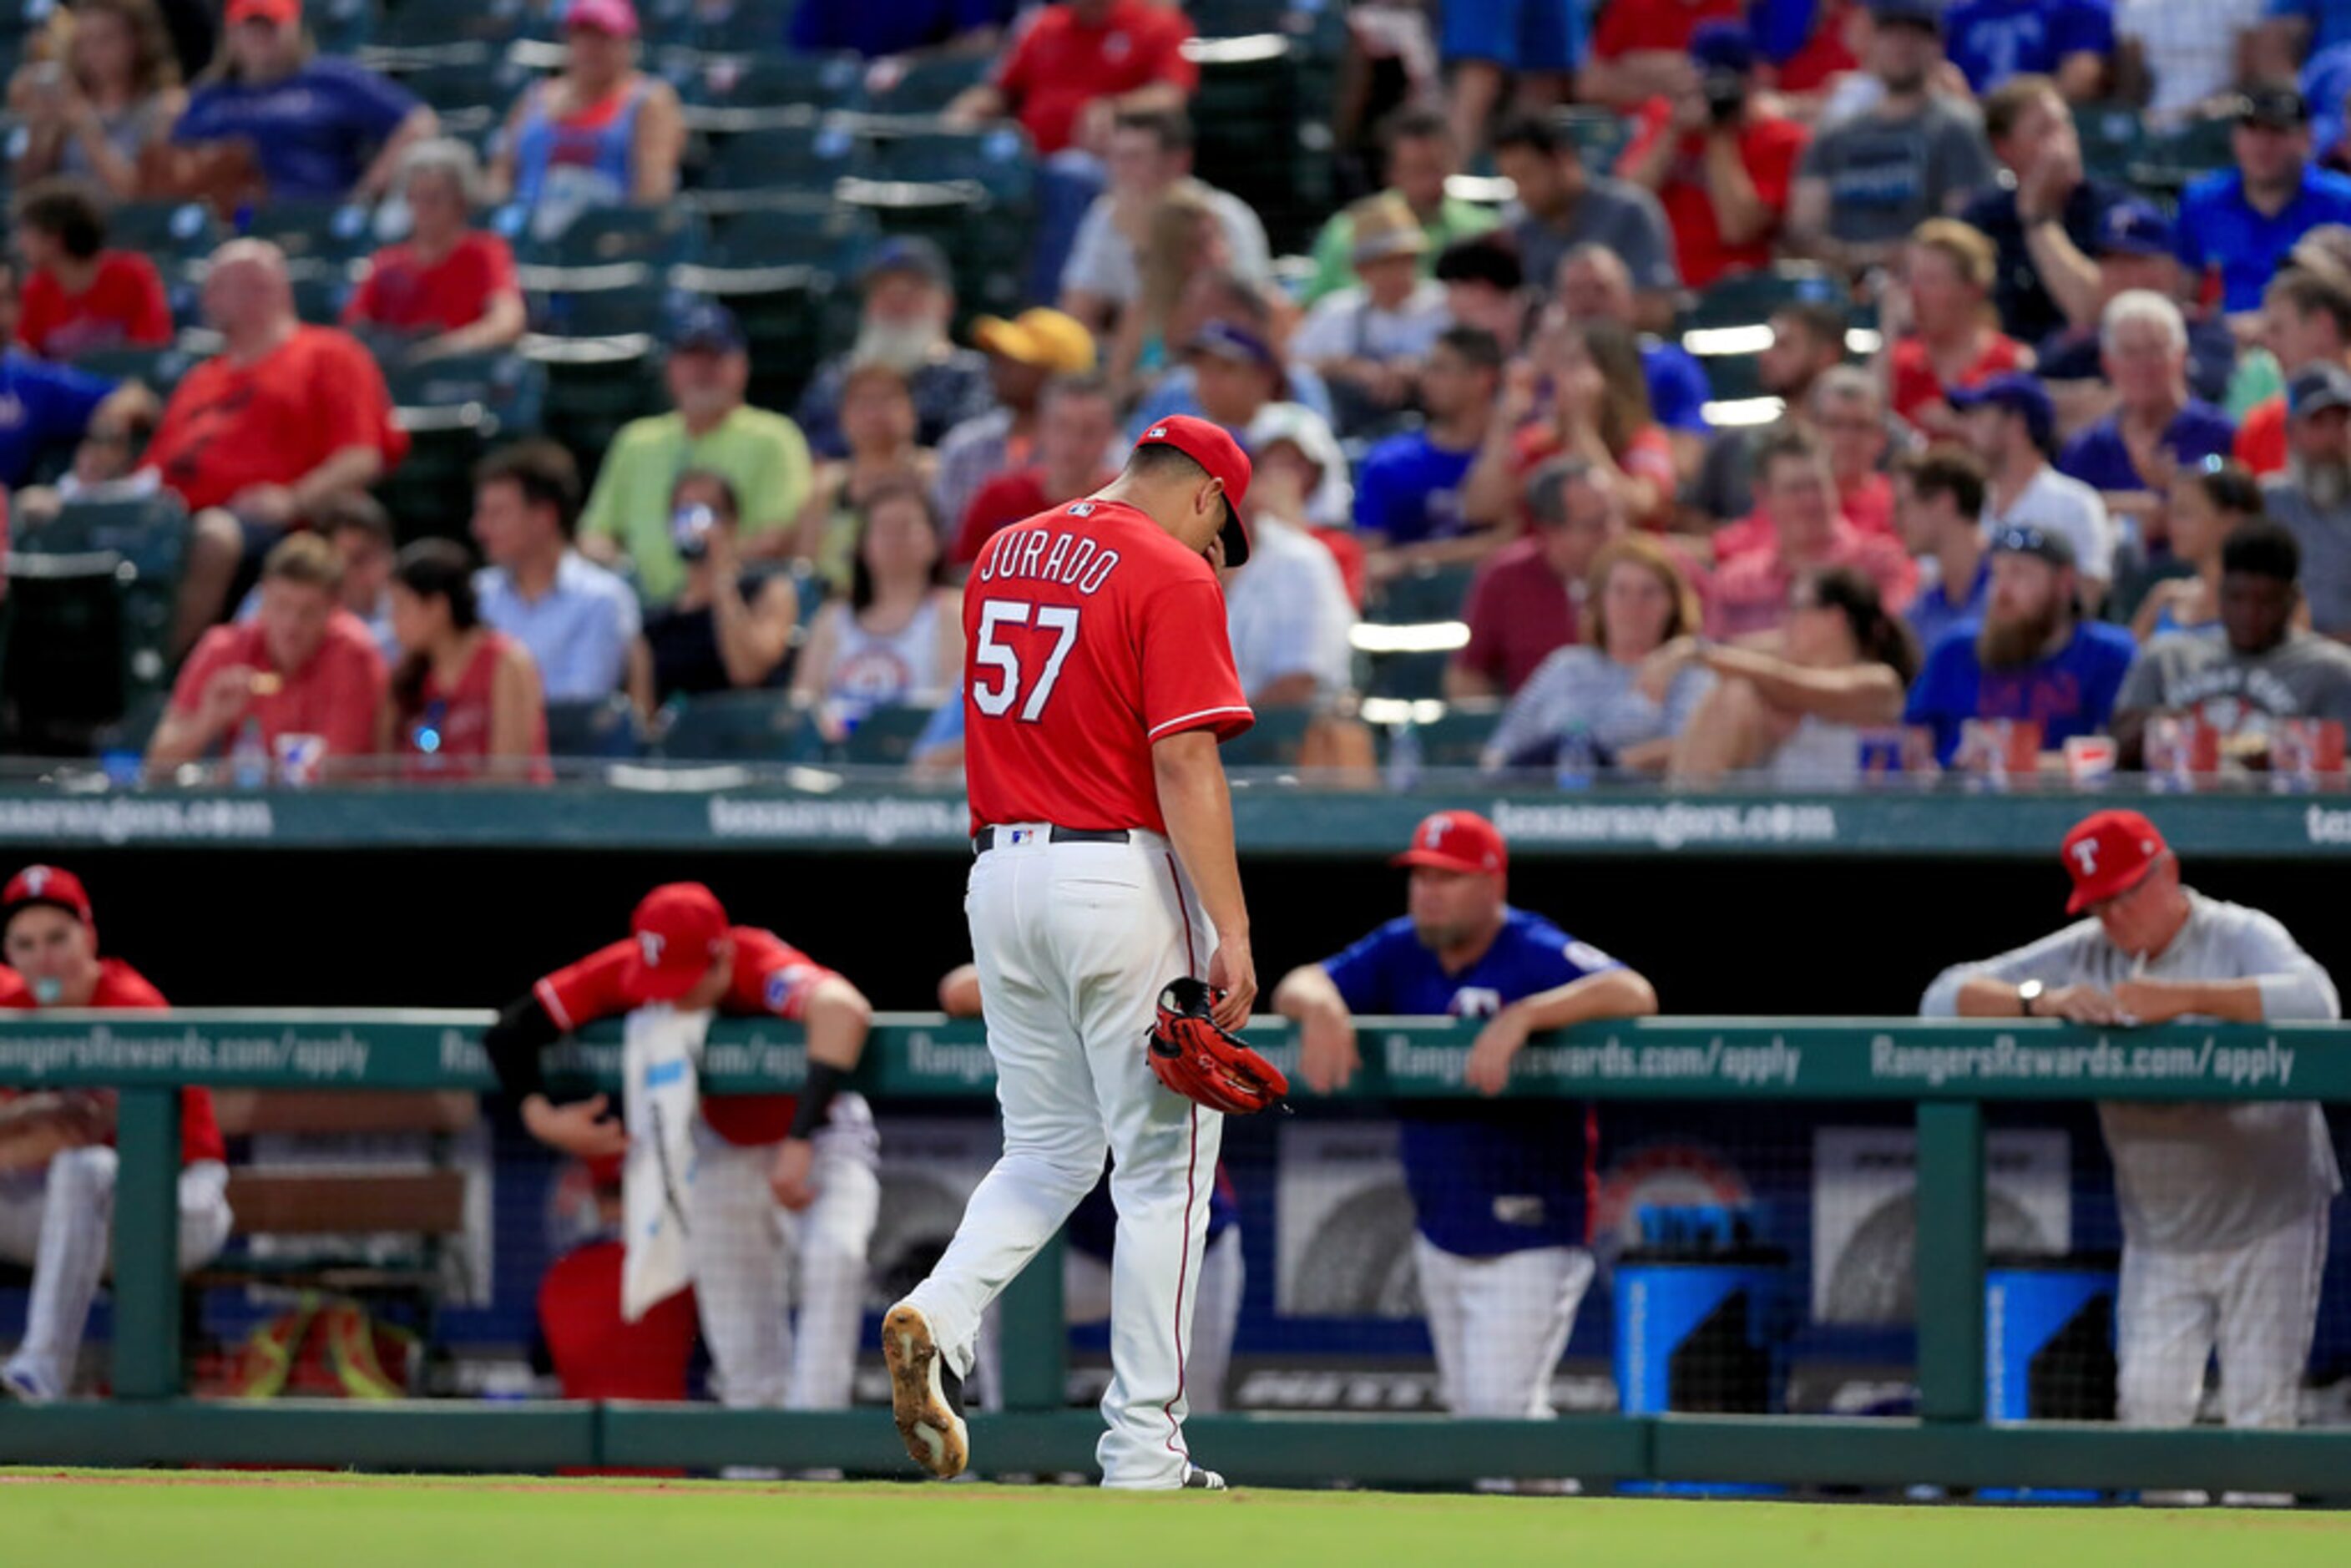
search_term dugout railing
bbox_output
[1,1011,2348,1494]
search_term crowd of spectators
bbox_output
[4,0,2351,790]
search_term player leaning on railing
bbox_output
[1924,811,2340,1441]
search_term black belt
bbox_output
[972,826,1133,856]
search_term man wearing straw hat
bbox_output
[1292,193,1456,436]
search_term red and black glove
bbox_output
[1145,977,1289,1115]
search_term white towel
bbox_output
[620,1004,710,1322]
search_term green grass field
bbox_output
[3,1473,2350,1567]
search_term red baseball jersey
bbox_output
[0,959,226,1166]
[963,498,1252,836]
[533,926,836,1147]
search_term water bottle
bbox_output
[230,718,270,788]
[1554,723,1598,791]
[1384,720,1423,792]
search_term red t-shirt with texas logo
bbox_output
[963,497,1252,837]
[0,959,226,1165]
[532,927,837,1147]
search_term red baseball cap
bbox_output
[3,865,94,932]
[625,883,731,1002]
[2062,809,2169,913]
[1134,414,1252,568]
[1391,810,1508,878]
[226,0,300,27]
[564,0,640,38]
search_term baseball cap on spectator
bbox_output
[1392,810,1509,878]
[564,0,639,36]
[2237,84,2311,129]
[1866,0,1942,32]
[1989,522,2077,569]
[1947,372,2055,451]
[1135,413,1253,566]
[667,301,745,355]
[2061,809,2169,913]
[1690,20,1756,73]
[625,883,731,1001]
[2289,362,2351,418]
[861,235,952,291]
[2096,200,2174,258]
[1,865,94,935]
[1248,402,1342,485]
[225,0,298,25]
[1186,319,1280,374]
[1348,194,1430,266]
[971,307,1096,373]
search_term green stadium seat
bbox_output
[105,201,225,266]
[69,343,199,398]
[690,114,860,208]
[288,269,350,326]
[1216,705,1314,767]
[378,353,549,540]
[836,701,940,767]
[1369,561,1476,625]
[2131,113,2235,195]
[659,689,812,761]
[545,695,645,759]
[677,51,866,127]
[1365,649,1451,701]
[396,56,535,139]
[1556,106,1631,171]
[2072,101,2147,182]
[1681,265,1849,408]
[367,0,529,60]
[1184,33,1333,255]
[680,202,870,412]
[307,0,377,53]
[1389,705,1496,769]
[860,54,992,118]
[661,0,801,55]
[236,201,377,267]
[524,341,668,488]
[513,205,707,291]
[529,281,695,339]
[854,123,1035,206]
[4,493,191,751]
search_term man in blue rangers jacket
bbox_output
[1272,810,1658,1419]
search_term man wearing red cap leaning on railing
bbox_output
[1923,811,2340,1439]
[0,865,231,1404]
[482,883,878,1418]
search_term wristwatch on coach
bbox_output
[2017,979,2045,1018]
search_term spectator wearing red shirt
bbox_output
[1714,365,1902,559]
[147,532,388,771]
[139,240,409,634]
[1580,0,1747,110]
[952,372,1120,569]
[1884,217,2029,438]
[11,180,169,359]
[1450,457,1620,700]
[1619,23,1812,290]
[1766,0,1863,107]
[344,139,524,358]
[1706,427,1917,640]
[0,865,230,1404]
[948,0,1196,157]
[383,540,550,782]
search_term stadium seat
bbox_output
[658,689,812,761]
[838,124,1034,314]
[70,343,198,399]
[676,51,867,128]
[679,200,871,410]
[2072,101,2147,183]
[288,269,350,326]
[104,201,225,267]
[306,0,376,54]
[513,204,708,292]
[690,114,861,210]
[2132,113,2236,195]
[855,123,1035,206]
[1390,706,1495,769]
[1364,649,1451,701]
[660,0,803,56]
[1369,561,1477,625]
[1184,33,1335,255]
[860,53,993,119]
[529,280,700,339]
[367,0,529,62]
[378,352,549,539]
[544,695,645,759]
[836,701,940,767]
[1681,265,1848,406]
[3,493,190,752]
[1556,105,1631,170]
[1217,704,1314,767]
[523,340,669,487]
[235,201,377,267]
[396,56,536,140]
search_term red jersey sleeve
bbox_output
[1137,574,1253,743]
[724,928,837,1020]
[124,255,173,346]
[534,940,639,1031]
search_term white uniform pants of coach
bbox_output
[906,826,1224,1489]
[687,1098,881,1409]
[1413,1237,1595,1417]
[2116,1209,2329,1429]
[0,1148,234,1394]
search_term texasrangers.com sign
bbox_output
[1489,800,1838,850]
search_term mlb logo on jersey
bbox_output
[765,964,817,1014]
[1067,503,1096,517]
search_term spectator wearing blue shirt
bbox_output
[1557,244,1711,480]
[1944,0,2116,99]
[169,0,433,203]
[790,0,1014,58]
[2057,291,2237,534]
[0,334,119,490]
[1904,524,2140,763]
[2034,202,2240,412]
[2257,0,2351,79]
[468,440,641,706]
[1894,445,1993,653]
[1272,810,1659,1419]
[1353,326,1501,557]
[1961,74,2129,344]
[2177,85,2351,319]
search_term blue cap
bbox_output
[1186,319,1280,372]
[860,235,952,290]
[667,301,744,353]
[2096,200,2175,258]
[1947,372,2055,450]
[1690,20,1755,74]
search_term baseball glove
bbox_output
[1145,977,1289,1115]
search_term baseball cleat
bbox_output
[0,1358,58,1405]
[1181,1464,1227,1491]
[883,1303,968,1479]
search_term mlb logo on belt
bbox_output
[1009,828,1034,846]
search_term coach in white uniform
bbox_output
[1921,808,2339,1429]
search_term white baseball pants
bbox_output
[686,1095,881,1410]
[904,826,1224,1489]
[0,1147,233,1394]
[1413,1236,1595,1418]
[973,1223,1246,1414]
[2116,1208,2329,1429]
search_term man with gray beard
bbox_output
[2261,363,2351,640]
[795,237,993,459]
